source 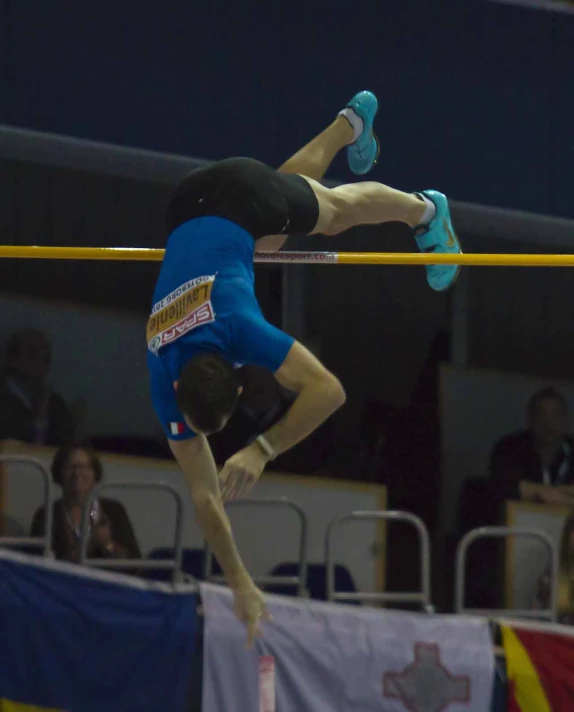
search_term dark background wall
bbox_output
[1,0,573,411]
[1,0,572,218]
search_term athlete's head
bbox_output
[176,353,242,435]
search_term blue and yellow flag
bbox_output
[0,550,199,712]
[0,700,65,711]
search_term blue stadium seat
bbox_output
[267,562,359,604]
[145,547,222,581]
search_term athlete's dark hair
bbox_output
[176,353,241,434]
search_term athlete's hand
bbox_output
[219,443,268,501]
[233,583,271,649]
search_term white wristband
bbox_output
[256,435,276,460]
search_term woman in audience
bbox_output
[533,513,574,623]
[31,443,141,564]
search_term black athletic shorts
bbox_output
[165,157,320,240]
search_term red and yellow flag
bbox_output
[501,624,574,711]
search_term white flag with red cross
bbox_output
[200,583,494,712]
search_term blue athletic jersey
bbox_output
[147,217,294,440]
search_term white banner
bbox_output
[200,583,494,712]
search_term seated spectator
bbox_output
[237,364,293,433]
[489,387,574,506]
[0,329,80,445]
[30,443,140,563]
[209,364,293,464]
[533,513,574,623]
[314,404,396,483]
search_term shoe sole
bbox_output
[433,227,463,292]
[426,196,461,292]
[433,262,462,292]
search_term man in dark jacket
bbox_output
[489,387,574,506]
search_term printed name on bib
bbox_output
[146,275,215,354]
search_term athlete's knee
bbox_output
[255,234,288,252]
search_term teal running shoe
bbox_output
[413,190,462,292]
[345,90,380,175]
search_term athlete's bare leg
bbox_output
[254,102,459,292]
[278,115,353,181]
[301,176,425,236]
[255,116,353,252]
[278,112,425,236]
[255,115,425,250]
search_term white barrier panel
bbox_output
[506,501,571,610]
[200,583,495,712]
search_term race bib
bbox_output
[147,275,215,354]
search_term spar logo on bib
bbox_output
[147,275,216,354]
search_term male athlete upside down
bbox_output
[147,90,462,646]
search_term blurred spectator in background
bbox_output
[237,364,293,434]
[30,443,140,563]
[210,364,293,465]
[356,402,403,484]
[317,402,396,483]
[0,329,81,445]
[533,512,574,623]
[353,407,389,482]
[489,387,574,506]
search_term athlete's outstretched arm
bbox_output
[169,434,270,647]
[268,341,346,452]
[220,342,346,499]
